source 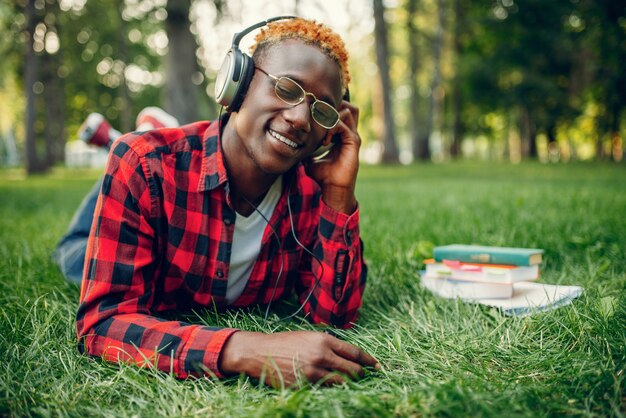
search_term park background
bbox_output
[1,0,625,417]
[1,0,625,168]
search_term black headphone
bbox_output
[214,16,296,112]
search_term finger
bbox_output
[340,112,361,148]
[340,101,359,129]
[318,371,347,386]
[331,339,379,368]
[331,119,360,150]
[326,355,365,379]
[339,107,356,132]
[298,365,346,386]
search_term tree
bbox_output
[6,0,225,173]
[22,0,63,173]
[115,0,132,133]
[423,0,445,161]
[461,0,579,159]
[449,0,466,157]
[23,0,43,173]
[42,0,65,166]
[42,32,66,166]
[580,0,626,161]
[406,0,426,161]
[60,0,163,134]
[164,0,199,124]
[372,0,399,163]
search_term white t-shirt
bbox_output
[225,176,283,304]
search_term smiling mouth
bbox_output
[269,129,301,149]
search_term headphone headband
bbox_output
[231,16,296,48]
[215,16,297,112]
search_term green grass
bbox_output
[1,162,625,417]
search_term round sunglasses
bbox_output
[255,66,340,129]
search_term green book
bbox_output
[433,244,543,266]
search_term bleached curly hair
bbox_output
[250,17,350,93]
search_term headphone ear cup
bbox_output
[228,53,255,112]
[214,47,244,108]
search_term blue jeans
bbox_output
[54,179,102,284]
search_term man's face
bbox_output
[232,39,343,175]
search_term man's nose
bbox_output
[282,101,312,132]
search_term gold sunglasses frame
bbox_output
[255,66,340,129]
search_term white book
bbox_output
[421,275,514,299]
[421,275,583,316]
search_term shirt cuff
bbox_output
[181,327,239,378]
[319,201,360,246]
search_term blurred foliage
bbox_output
[53,0,164,135]
[1,0,165,156]
[0,0,625,169]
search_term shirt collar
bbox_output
[198,114,229,192]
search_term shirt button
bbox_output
[224,218,233,225]
[216,270,224,278]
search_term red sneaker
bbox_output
[78,113,121,149]
[135,107,180,131]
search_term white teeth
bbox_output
[269,129,299,149]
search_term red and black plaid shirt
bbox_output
[76,119,366,378]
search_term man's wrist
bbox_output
[219,331,250,375]
[321,186,357,214]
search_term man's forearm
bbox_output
[77,311,239,379]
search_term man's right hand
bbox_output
[218,330,379,387]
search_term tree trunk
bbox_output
[450,0,464,158]
[42,18,65,166]
[24,0,45,174]
[115,0,132,133]
[609,103,622,162]
[42,53,55,166]
[165,0,199,124]
[372,0,399,163]
[594,130,605,160]
[424,0,445,160]
[519,106,537,158]
[529,126,538,158]
[407,0,423,162]
[450,81,462,157]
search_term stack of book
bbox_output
[420,244,583,316]
[422,244,543,300]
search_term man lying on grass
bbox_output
[55,17,378,387]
